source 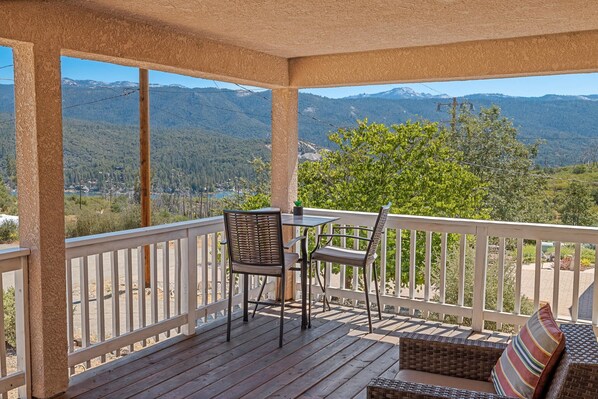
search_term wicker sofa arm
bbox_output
[367,378,512,399]
[400,333,507,381]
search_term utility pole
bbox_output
[437,97,473,133]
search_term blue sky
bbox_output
[2,46,598,98]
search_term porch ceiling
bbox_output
[66,0,598,58]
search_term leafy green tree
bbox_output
[0,182,16,215]
[221,157,271,210]
[298,120,488,287]
[452,106,549,223]
[299,120,486,218]
[557,181,597,226]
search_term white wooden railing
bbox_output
[304,208,598,331]
[64,217,273,373]
[62,208,598,374]
[0,248,30,398]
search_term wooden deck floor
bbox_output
[61,303,510,399]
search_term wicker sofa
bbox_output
[367,323,598,399]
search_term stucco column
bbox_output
[13,43,68,398]
[271,88,298,211]
[271,88,298,300]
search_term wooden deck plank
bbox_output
[98,315,305,398]
[70,309,295,399]
[157,309,354,399]
[61,302,506,399]
[64,311,251,397]
[265,316,407,399]
[221,315,398,399]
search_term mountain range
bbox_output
[1,79,598,171]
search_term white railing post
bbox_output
[472,227,488,331]
[16,256,31,399]
[182,231,198,335]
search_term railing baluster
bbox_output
[66,259,75,374]
[497,237,505,330]
[111,250,120,356]
[0,273,7,398]
[340,226,346,290]
[175,239,182,333]
[137,246,146,347]
[593,245,598,326]
[352,226,359,306]
[151,244,159,341]
[472,228,488,331]
[163,241,170,338]
[534,241,542,311]
[220,234,227,304]
[325,223,333,298]
[125,248,134,351]
[380,228,387,299]
[395,229,402,302]
[515,238,523,316]
[572,243,581,322]
[96,253,106,363]
[182,233,198,335]
[409,230,416,316]
[202,234,209,321]
[80,257,91,368]
[423,231,432,319]
[457,234,466,324]
[439,232,447,321]
[211,233,218,310]
[553,242,561,319]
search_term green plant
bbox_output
[0,220,18,244]
[3,287,16,348]
[294,200,303,207]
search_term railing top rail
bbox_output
[305,208,598,242]
[0,247,31,262]
[65,216,223,250]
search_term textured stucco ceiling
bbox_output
[63,0,598,58]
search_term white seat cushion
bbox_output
[232,252,299,276]
[311,246,375,267]
[396,369,497,394]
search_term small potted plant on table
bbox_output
[293,200,303,216]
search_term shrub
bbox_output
[0,220,18,244]
[437,241,534,332]
[572,165,586,174]
[3,287,16,348]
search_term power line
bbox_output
[63,88,138,110]
[0,65,13,70]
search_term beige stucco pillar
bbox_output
[13,43,68,398]
[271,88,298,300]
[271,88,298,211]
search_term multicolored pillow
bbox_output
[491,304,565,399]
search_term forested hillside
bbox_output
[1,81,598,166]
[0,114,269,193]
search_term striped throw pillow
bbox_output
[491,304,565,399]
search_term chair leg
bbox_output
[252,276,267,318]
[315,262,330,312]
[308,260,312,328]
[243,275,249,322]
[279,274,286,347]
[362,267,372,333]
[227,271,234,342]
[372,262,382,320]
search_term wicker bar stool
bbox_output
[310,203,391,333]
[223,209,304,347]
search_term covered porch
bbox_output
[1,1,598,398]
